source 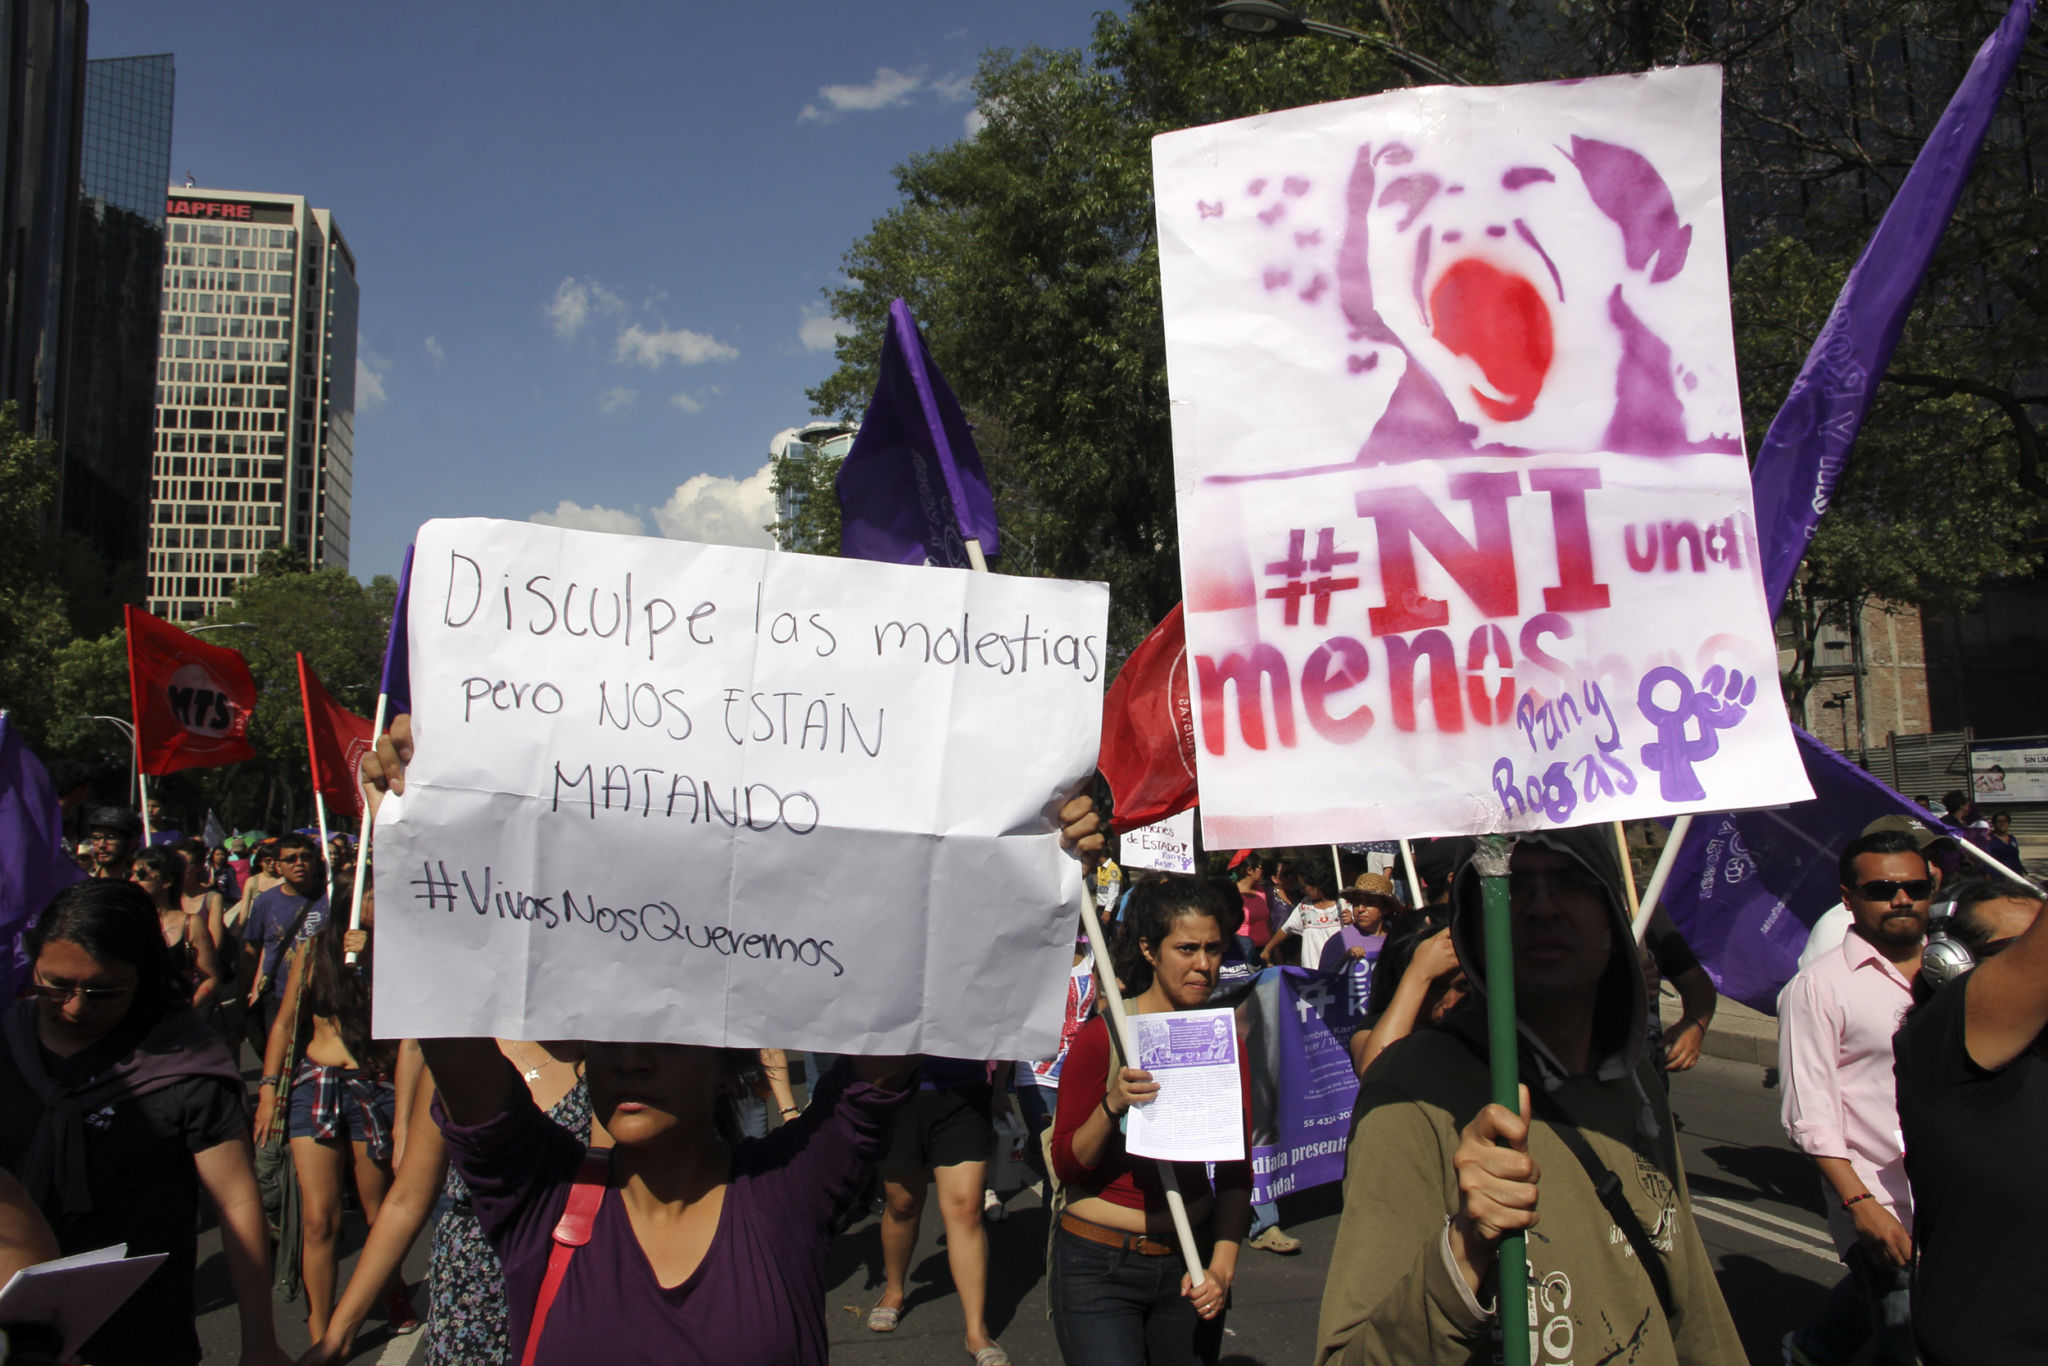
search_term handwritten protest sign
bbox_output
[1154,68,1812,846]
[372,518,1109,1056]
[1120,809,1197,875]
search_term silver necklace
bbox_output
[509,1043,551,1084]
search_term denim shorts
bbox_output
[1048,1220,1224,1366]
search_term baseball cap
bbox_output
[1860,814,1941,848]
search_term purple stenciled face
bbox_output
[1219,129,1741,464]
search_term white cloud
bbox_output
[599,384,637,414]
[545,276,625,340]
[798,310,854,354]
[530,501,648,537]
[668,391,704,414]
[964,106,988,137]
[800,66,924,123]
[932,72,973,104]
[355,352,389,412]
[423,335,445,367]
[613,323,738,369]
[650,461,777,549]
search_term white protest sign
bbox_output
[1121,809,1197,875]
[372,518,1109,1056]
[1124,1007,1245,1163]
[1153,67,1812,847]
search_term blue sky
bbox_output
[85,0,1125,583]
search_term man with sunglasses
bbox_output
[239,833,328,1060]
[1777,829,1930,1366]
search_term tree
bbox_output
[769,446,845,555]
[0,403,74,744]
[812,0,2047,670]
[1734,237,2041,713]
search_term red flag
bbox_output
[297,654,374,819]
[125,606,258,776]
[1098,603,1197,832]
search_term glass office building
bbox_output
[62,53,175,586]
[0,0,87,443]
[147,187,357,621]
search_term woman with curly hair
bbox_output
[1049,873,1253,1365]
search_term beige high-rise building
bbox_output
[146,186,357,621]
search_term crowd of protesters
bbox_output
[1,749,2042,1366]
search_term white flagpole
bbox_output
[1632,813,1693,944]
[138,771,154,845]
[344,691,388,966]
[314,792,333,909]
[1955,831,2045,896]
[1398,839,1423,907]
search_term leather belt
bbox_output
[1058,1210,1175,1257]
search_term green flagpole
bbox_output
[1473,834,1529,1366]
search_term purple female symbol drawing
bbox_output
[1637,665,1757,801]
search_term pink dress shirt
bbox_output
[1777,929,1916,1254]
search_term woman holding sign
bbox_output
[1049,875,1253,1366]
[363,716,1110,1365]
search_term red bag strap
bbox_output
[518,1148,611,1366]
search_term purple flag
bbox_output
[1239,966,1366,1204]
[379,544,413,717]
[835,298,1000,568]
[1661,726,1964,1012]
[1751,0,2034,617]
[0,715,88,1000]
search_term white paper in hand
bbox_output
[0,1243,168,1360]
[1123,1007,1246,1163]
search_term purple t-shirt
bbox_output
[440,1063,911,1366]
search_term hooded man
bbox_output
[1314,824,1743,1366]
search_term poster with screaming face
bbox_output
[1154,67,1812,846]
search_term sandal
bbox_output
[972,1346,1012,1366]
[866,1304,901,1333]
[1249,1224,1304,1254]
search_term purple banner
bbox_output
[835,298,999,568]
[0,716,87,1000]
[1661,726,1963,1012]
[379,543,414,716]
[1238,965,1366,1204]
[1751,0,2033,617]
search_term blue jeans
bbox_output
[1248,1200,1280,1237]
[1790,1244,1914,1366]
[1049,1222,1223,1366]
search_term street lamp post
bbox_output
[84,714,142,821]
[1206,0,1468,86]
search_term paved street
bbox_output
[196,1053,1843,1364]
